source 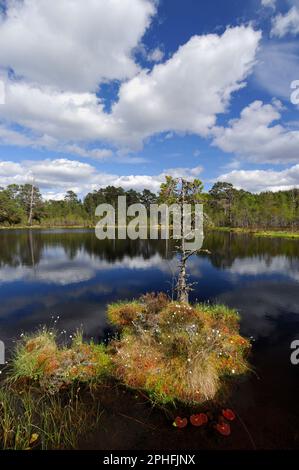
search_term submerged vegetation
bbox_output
[108,293,250,405]
[0,384,102,450]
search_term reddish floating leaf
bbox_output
[215,422,231,436]
[222,408,236,421]
[190,413,208,427]
[173,417,188,429]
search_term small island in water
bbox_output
[0,293,250,449]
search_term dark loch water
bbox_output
[0,229,299,449]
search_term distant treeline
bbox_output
[0,182,298,229]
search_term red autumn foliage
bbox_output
[222,408,236,421]
[174,417,188,429]
[215,422,231,436]
[190,413,208,427]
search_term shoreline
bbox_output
[0,224,95,230]
[212,227,299,239]
[1,224,299,239]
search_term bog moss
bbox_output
[10,329,112,393]
[108,294,251,405]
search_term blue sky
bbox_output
[0,0,299,199]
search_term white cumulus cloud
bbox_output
[271,6,299,37]
[0,0,156,91]
[111,26,261,149]
[216,164,299,193]
[0,25,261,152]
[213,100,299,164]
[0,158,203,198]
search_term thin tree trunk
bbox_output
[177,254,189,303]
[28,184,34,226]
[177,179,189,303]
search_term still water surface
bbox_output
[0,229,299,448]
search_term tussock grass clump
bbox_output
[0,329,109,449]
[108,294,250,405]
[107,301,145,327]
[10,329,112,392]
